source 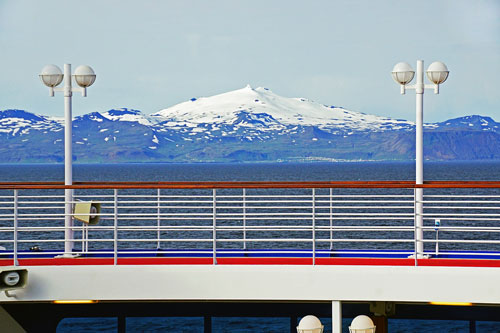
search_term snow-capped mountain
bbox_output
[1,86,500,163]
[152,85,413,133]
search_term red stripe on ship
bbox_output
[2,257,500,267]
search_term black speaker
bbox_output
[0,268,28,294]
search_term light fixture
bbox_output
[429,301,473,306]
[391,62,415,94]
[349,315,376,333]
[426,61,449,85]
[53,300,98,304]
[39,65,64,96]
[73,65,96,88]
[426,61,449,93]
[297,315,324,333]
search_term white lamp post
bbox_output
[40,64,96,257]
[392,60,449,257]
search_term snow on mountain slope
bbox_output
[0,109,62,136]
[152,85,413,132]
[99,108,159,126]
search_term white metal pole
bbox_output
[415,60,424,257]
[213,188,217,265]
[312,188,316,265]
[157,188,161,249]
[332,300,342,333]
[114,189,118,265]
[243,188,247,250]
[64,63,74,256]
[13,189,18,266]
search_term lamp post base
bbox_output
[54,253,80,259]
[408,254,430,259]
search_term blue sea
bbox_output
[1,161,499,332]
[2,161,499,182]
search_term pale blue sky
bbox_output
[0,0,498,122]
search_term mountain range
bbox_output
[1,85,500,163]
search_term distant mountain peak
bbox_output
[151,86,413,132]
[106,108,141,116]
[433,114,500,132]
[0,109,60,137]
[0,109,46,122]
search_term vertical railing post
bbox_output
[114,189,118,265]
[13,189,18,266]
[243,188,247,250]
[329,188,333,251]
[84,223,88,253]
[415,186,424,259]
[157,188,161,249]
[81,215,85,252]
[434,219,440,256]
[312,188,316,265]
[213,189,217,265]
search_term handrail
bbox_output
[1,180,499,267]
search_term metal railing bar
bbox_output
[424,218,500,222]
[16,196,65,199]
[424,196,500,199]
[0,226,418,233]
[118,196,214,199]
[420,251,500,257]
[424,202,500,210]
[422,213,500,217]
[421,239,500,244]
[420,226,500,231]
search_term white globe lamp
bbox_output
[73,65,96,88]
[391,62,415,85]
[349,315,376,333]
[39,64,63,93]
[426,61,449,85]
[297,315,324,333]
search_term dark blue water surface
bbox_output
[1,162,499,332]
[1,161,499,182]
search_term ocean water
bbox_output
[1,161,499,332]
[1,161,499,182]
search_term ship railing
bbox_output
[0,181,499,266]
